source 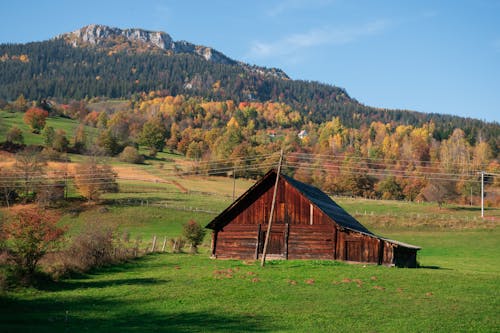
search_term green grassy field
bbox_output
[0,227,498,332]
[1,175,499,332]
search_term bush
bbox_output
[169,237,186,253]
[119,146,144,164]
[5,126,24,144]
[182,220,206,253]
[66,220,116,272]
[2,208,65,284]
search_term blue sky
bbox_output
[1,0,499,122]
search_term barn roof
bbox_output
[279,173,373,235]
[206,169,372,235]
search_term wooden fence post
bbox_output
[161,236,167,252]
[151,235,157,252]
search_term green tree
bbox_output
[182,219,206,253]
[42,126,55,147]
[376,177,403,200]
[140,119,166,156]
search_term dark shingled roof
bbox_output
[280,173,373,235]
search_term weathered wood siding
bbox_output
[215,224,258,259]
[288,224,335,259]
[334,229,381,264]
[211,175,419,267]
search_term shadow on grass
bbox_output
[448,206,482,212]
[38,277,169,292]
[0,295,277,332]
[418,265,451,270]
[103,197,188,206]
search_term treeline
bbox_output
[4,93,498,206]
[1,39,498,142]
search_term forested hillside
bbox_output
[0,25,499,207]
[1,32,498,140]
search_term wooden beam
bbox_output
[211,230,218,258]
[255,224,261,260]
[261,149,284,267]
[284,223,290,260]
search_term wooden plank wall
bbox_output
[288,224,335,259]
[212,176,416,266]
[335,230,382,264]
[215,224,258,259]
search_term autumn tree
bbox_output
[73,124,88,153]
[5,126,24,144]
[23,107,49,133]
[96,129,121,156]
[74,158,118,201]
[420,180,457,208]
[3,208,65,281]
[119,146,144,164]
[12,94,28,112]
[14,148,45,202]
[52,129,70,152]
[0,167,19,207]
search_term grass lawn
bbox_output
[0,226,499,332]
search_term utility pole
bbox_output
[261,149,284,267]
[232,166,236,202]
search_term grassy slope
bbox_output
[0,110,97,146]
[0,229,498,333]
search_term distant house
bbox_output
[206,170,420,267]
[298,129,308,139]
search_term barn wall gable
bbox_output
[206,169,420,267]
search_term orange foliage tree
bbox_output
[3,208,65,279]
[23,107,49,133]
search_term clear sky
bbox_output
[1,0,499,123]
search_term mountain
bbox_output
[0,24,498,143]
[58,24,236,65]
[57,24,288,78]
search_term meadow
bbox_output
[1,174,499,332]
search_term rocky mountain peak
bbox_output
[56,24,288,78]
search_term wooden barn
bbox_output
[205,169,420,267]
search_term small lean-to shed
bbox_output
[206,169,420,267]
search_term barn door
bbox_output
[345,240,361,262]
[259,230,285,256]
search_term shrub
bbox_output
[119,146,144,164]
[2,208,65,284]
[66,220,116,272]
[182,220,206,253]
[169,237,186,253]
[5,126,24,144]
